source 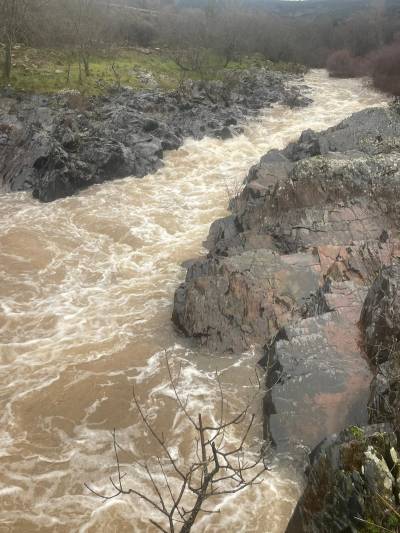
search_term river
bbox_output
[0,70,388,532]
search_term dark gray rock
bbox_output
[361,264,400,362]
[170,102,400,531]
[360,265,400,431]
[263,283,370,450]
[204,111,400,258]
[0,69,310,202]
[174,107,400,355]
[142,117,159,132]
[286,424,400,533]
[214,126,234,140]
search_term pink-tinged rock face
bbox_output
[263,283,372,449]
[173,249,322,353]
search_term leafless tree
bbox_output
[0,0,31,79]
[85,354,267,533]
[61,0,109,81]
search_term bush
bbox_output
[130,20,157,48]
[369,42,400,97]
[326,49,358,78]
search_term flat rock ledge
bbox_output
[0,69,310,202]
[172,105,400,530]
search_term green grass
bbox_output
[0,46,183,95]
[349,425,365,440]
[0,46,307,96]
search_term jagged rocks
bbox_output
[286,424,400,533]
[361,264,400,362]
[285,261,400,533]
[360,265,400,430]
[0,69,308,202]
[171,103,400,529]
[173,104,400,456]
[174,107,400,353]
[234,151,400,255]
[221,108,400,254]
[261,242,397,450]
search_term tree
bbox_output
[0,0,31,79]
[61,0,107,80]
[86,354,267,533]
[370,41,400,97]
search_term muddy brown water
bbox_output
[0,71,388,532]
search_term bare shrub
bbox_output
[130,19,156,48]
[369,42,400,97]
[85,354,267,533]
[326,49,358,78]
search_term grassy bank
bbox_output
[0,46,306,96]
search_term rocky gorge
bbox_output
[0,69,309,203]
[172,104,400,530]
[0,68,396,531]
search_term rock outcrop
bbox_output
[286,424,400,533]
[173,249,321,353]
[173,106,400,527]
[0,69,309,202]
[284,262,400,531]
[361,265,400,430]
[174,107,400,361]
[361,264,400,362]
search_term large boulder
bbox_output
[233,150,400,255]
[173,249,322,353]
[206,107,400,257]
[261,241,400,447]
[175,235,400,355]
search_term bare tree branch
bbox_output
[86,358,268,533]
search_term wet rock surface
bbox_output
[173,249,321,353]
[263,291,371,450]
[361,264,400,362]
[0,69,308,202]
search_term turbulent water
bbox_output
[0,71,388,533]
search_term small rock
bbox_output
[142,118,159,132]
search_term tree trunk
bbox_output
[82,53,90,77]
[179,416,219,533]
[78,57,82,85]
[4,39,12,80]
[179,498,203,533]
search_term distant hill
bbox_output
[176,0,397,17]
[105,0,400,18]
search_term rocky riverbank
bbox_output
[0,69,310,202]
[172,104,400,529]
